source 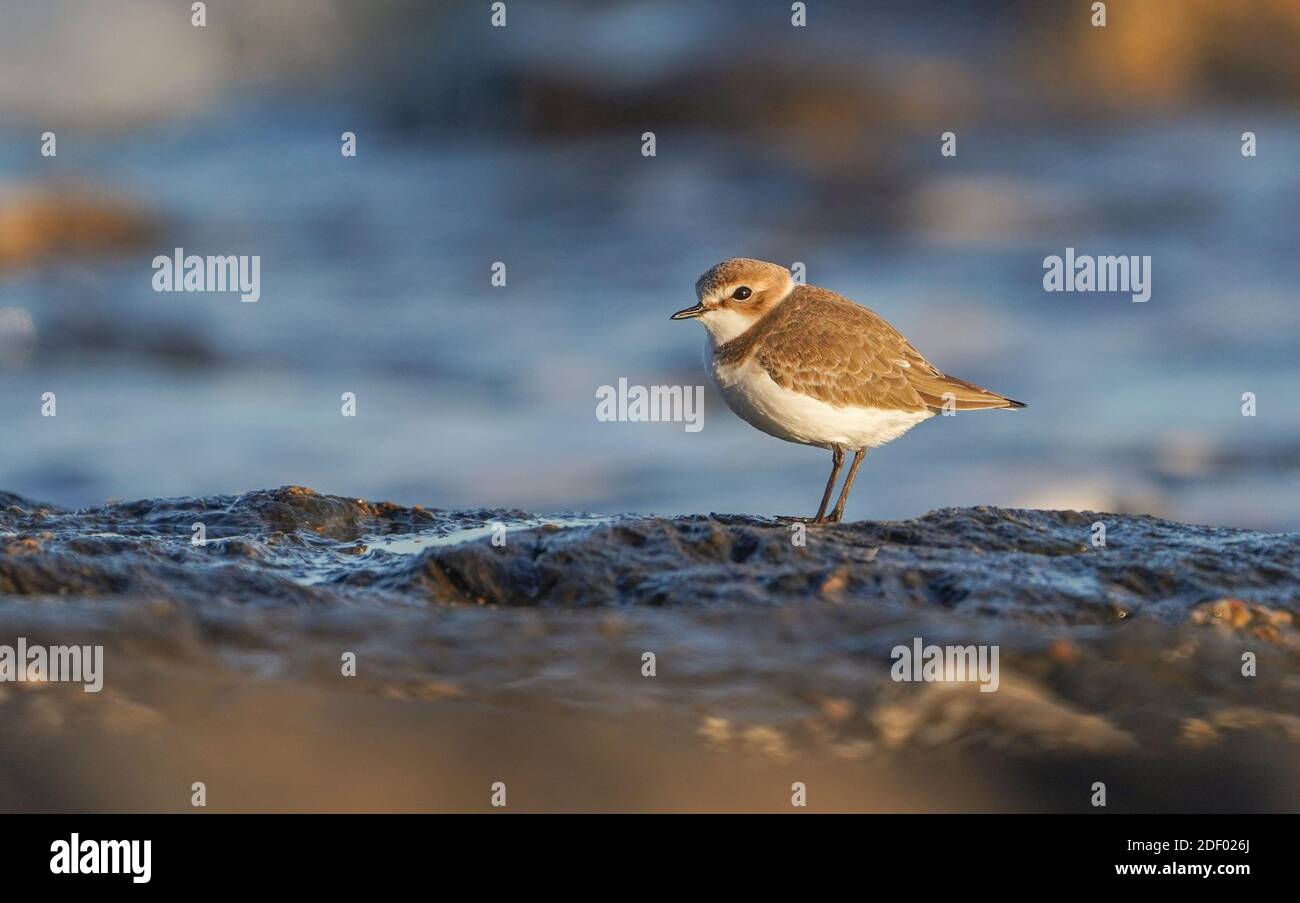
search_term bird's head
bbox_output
[671,258,795,343]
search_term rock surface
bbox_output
[6,486,1296,615]
[2,486,1298,812]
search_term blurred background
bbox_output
[2,0,1299,528]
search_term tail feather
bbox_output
[913,373,1025,411]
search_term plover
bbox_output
[671,258,1024,523]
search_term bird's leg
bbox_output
[829,449,867,523]
[813,445,845,524]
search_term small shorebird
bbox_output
[671,258,1024,523]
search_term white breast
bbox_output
[708,343,933,450]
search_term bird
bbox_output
[671,258,1024,523]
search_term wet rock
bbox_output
[393,506,1300,624]
[2,487,1298,622]
[2,485,1299,810]
[1188,598,1296,645]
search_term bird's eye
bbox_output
[733,286,753,300]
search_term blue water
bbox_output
[2,100,1299,529]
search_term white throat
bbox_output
[698,307,760,346]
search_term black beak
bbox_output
[670,303,706,320]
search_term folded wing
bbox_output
[752,286,1023,413]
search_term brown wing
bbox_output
[750,286,1020,412]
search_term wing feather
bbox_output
[748,286,1020,412]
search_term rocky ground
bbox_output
[2,486,1298,812]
